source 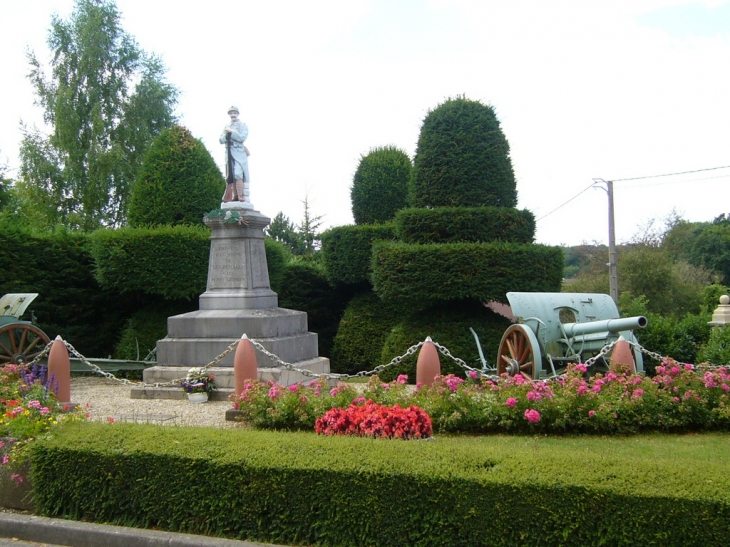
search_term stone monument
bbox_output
[136,112,329,398]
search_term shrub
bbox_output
[0,227,129,357]
[315,400,432,439]
[263,238,289,294]
[128,125,223,227]
[411,97,517,209]
[637,312,712,373]
[91,225,210,300]
[372,241,564,305]
[351,146,411,225]
[394,206,535,244]
[329,292,403,375]
[320,223,397,285]
[277,260,351,358]
[377,300,512,381]
[697,327,730,366]
[114,300,194,360]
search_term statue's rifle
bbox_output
[226,131,235,185]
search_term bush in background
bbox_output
[128,125,222,227]
[351,146,411,225]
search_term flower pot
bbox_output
[187,392,209,404]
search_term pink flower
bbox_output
[11,473,24,485]
[269,386,283,399]
[524,409,541,423]
[107,417,115,423]
[606,372,618,382]
[574,363,587,373]
[505,397,518,408]
[722,384,730,393]
[445,376,465,391]
[670,366,681,375]
[588,410,596,418]
[467,370,478,380]
[577,385,588,396]
[40,407,51,415]
[416,382,423,389]
[684,364,693,371]
[287,384,300,392]
[632,376,643,385]
[1,455,9,465]
[632,389,644,399]
[526,391,542,402]
[396,374,408,384]
[352,397,366,404]
[672,397,680,403]
[592,385,602,393]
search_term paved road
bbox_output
[0,540,66,547]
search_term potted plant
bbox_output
[181,367,216,403]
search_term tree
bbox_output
[266,212,305,255]
[127,126,222,227]
[351,146,411,225]
[411,96,517,209]
[298,194,324,256]
[17,0,178,230]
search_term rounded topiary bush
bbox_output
[128,125,223,226]
[377,300,512,382]
[351,146,412,225]
[329,292,404,375]
[412,97,517,209]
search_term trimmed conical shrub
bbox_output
[351,145,412,225]
[412,97,517,209]
[128,125,223,227]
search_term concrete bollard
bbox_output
[47,335,71,403]
[234,334,258,396]
[416,337,441,387]
[609,336,636,374]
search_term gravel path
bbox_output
[70,377,238,428]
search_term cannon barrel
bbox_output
[561,316,647,338]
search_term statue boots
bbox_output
[222,183,235,203]
[235,179,246,202]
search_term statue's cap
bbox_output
[227,105,240,114]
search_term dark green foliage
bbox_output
[0,227,130,357]
[264,238,290,294]
[277,261,351,358]
[90,225,210,300]
[128,126,222,227]
[31,423,730,547]
[636,311,713,374]
[666,215,730,283]
[20,0,178,229]
[411,97,517,209]
[329,293,404,375]
[378,301,512,381]
[265,212,305,255]
[372,241,564,305]
[697,326,730,366]
[395,206,535,244]
[320,223,397,285]
[351,146,411,225]
[114,299,193,360]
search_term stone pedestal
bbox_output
[147,206,329,391]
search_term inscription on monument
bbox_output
[209,241,248,289]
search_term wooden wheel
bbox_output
[0,323,51,365]
[497,324,541,380]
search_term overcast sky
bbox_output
[1,0,729,246]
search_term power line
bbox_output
[611,164,730,182]
[619,172,730,189]
[535,182,595,221]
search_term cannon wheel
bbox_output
[497,324,542,380]
[0,323,51,365]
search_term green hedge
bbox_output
[320,223,397,285]
[411,97,517,209]
[30,423,730,546]
[128,125,223,227]
[330,292,403,375]
[394,206,535,244]
[351,145,411,225]
[90,225,211,301]
[277,260,351,358]
[372,241,564,304]
[378,301,512,381]
[0,227,129,357]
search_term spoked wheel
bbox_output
[0,323,51,365]
[497,324,542,380]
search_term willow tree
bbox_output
[17,0,178,230]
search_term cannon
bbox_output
[0,293,51,365]
[495,292,647,379]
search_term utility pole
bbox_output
[593,179,618,303]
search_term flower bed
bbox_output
[229,361,730,435]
